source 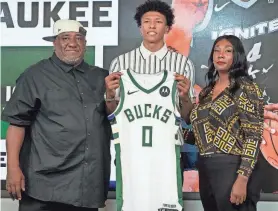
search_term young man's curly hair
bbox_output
[134,0,174,28]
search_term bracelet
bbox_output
[105,97,116,102]
[104,92,116,102]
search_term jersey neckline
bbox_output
[126,70,168,94]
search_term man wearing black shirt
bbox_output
[1,19,111,211]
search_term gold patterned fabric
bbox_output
[190,78,264,177]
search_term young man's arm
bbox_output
[176,57,195,123]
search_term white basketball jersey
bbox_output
[108,70,183,211]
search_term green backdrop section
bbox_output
[1,46,95,85]
[1,121,9,139]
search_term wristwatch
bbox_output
[104,93,115,102]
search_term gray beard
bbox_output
[62,56,82,65]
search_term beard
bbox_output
[55,48,85,65]
[62,55,83,65]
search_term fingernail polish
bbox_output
[271,128,276,134]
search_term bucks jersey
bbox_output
[108,70,183,211]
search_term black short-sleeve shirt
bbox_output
[2,53,112,208]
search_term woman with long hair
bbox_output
[190,35,264,211]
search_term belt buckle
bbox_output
[200,152,214,157]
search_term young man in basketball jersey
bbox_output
[106,0,194,121]
[104,1,195,210]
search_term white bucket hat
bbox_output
[42,19,87,42]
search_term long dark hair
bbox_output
[199,35,252,102]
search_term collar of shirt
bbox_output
[139,43,168,60]
[51,53,89,73]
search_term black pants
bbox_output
[19,192,98,211]
[197,154,262,211]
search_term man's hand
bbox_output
[230,174,248,205]
[105,72,122,99]
[174,73,191,101]
[6,166,25,200]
